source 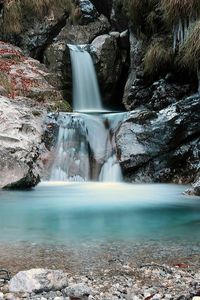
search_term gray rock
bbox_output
[78,0,99,24]
[123,31,144,109]
[64,283,92,299]
[187,178,200,196]
[116,95,200,184]
[0,97,43,189]
[91,33,126,104]
[9,269,68,293]
[4,294,17,300]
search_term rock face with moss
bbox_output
[0,42,70,188]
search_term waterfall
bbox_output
[99,155,123,182]
[50,113,126,182]
[49,44,127,183]
[68,44,102,111]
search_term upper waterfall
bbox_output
[68,44,102,111]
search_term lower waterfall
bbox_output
[50,112,126,182]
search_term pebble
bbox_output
[0,265,199,299]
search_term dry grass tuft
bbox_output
[144,39,174,77]
[161,0,200,25]
[0,72,14,96]
[2,0,75,35]
[3,0,22,34]
[178,20,200,71]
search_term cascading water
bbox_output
[50,45,126,182]
[50,112,126,182]
[68,44,102,112]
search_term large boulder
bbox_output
[9,269,68,293]
[0,97,43,189]
[0,42,70,189]
[91,33,127,105]
[116,95,200,184]
[0,41,63,104]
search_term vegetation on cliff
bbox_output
[121,0,200,81]
[2,0,75,35]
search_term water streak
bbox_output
[50,113,126,182]
[68,44,102,111]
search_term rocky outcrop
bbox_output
[124,76,193,112]
[116,95,200,184]
[187,178,200,196]
[123,31,144,108]
[0,97,43,189]
[0,41,63,105]
[0,42,70,189]
[91,33,127,105]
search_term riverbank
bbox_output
[1,242,200,299]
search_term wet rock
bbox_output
[123,31,144,109]
[48,14,110,46]
[187,179,200,196]
[64,283,92,300]
[78,0,99,25]
[9,269,68,293]
[91,33,126,104]
[116,95,200,184]
[0,3,70,59]
[110,0,128,31]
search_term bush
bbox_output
[143,39,174,78]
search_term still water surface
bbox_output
[0,183,199,245]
